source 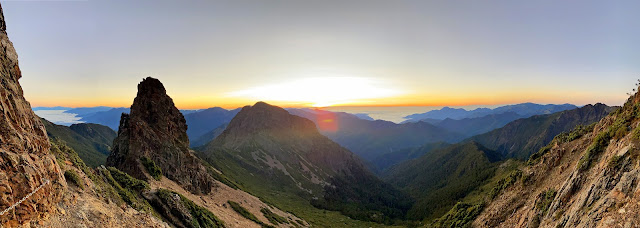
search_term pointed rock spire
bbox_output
[107,77,214,194]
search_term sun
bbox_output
[227,77,402,107]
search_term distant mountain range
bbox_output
[427,111,524,137]
[32,106,72,111]
[184,107,240,147]
[288,108,465,161]
[35,103,583,161]
[470,103,615,160]
[403,103,577,123]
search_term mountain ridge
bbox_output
[473,90,640,227]
[403,103,577,123]
[200,101,413,224]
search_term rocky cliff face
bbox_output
[106,77,214,195]
[0,4,65,227]
[474,90,640,227]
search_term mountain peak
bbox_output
[107,77,214,195]
[219,101,317,138]
[137,76,166,96]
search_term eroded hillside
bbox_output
[474,89,640,227]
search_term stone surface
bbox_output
[0,4,64,227]
[107,77,215,195]
[474,89,640,228]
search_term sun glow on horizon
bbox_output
[226,77,403,107]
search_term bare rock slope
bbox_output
[474,88,640,227]
[0,4,64,227]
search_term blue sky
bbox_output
[3,0,639,108]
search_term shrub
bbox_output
[99,167,153,212]
[578,131,612,171]
[51,140,124,206]
[527,144,553,165]
[531,189,557,227]
[489,170,522,199]
[260,207,289,225]
[157,189,225,228]
[228,200,261,225]
[528,123,597,166]
[64,170,84,190]
[107,167,150,192]
[608,155,624,170]
[431,202,484,228]
[206,166,240,190]
[140,156,162,180]
[535,189,557,216]
[632,127,640,141]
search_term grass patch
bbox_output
[261,207,289,225]
[50,140,123,205]
[431,202,484,228]
[228,200,261,224]
[98,166,151,211]
[140,156,162,180]
[157,189,225,228]
[205,165,241,190]
[64,170,84,190]
[578,130,612,172]
[107,167,150,192]
[531,188,557,227]
[608,155,624,170]
[535,189,557,216]
[199,147,386,227]
[488,169,522,199]
[527,123,597,166]
[632,126,640,141]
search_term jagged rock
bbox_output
[106,77,214,195]
[474,90,640,228]
[0,4,65,227]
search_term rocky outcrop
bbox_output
[0,4,64,227]
[474,90,640,227]
[106,77,214,195]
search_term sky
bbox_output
[2,0,640,109]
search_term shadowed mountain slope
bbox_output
[470,103,615,160]
[41,118,116,167]
[383,142,502,221]
[184,107,240,147]
[200,102,413,224]
[288,108,464,161]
